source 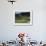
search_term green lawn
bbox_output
[15,16,30,23]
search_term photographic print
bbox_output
[15,10,32,25]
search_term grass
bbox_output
[15,16,30,23]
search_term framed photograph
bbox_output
[15,10,33,26]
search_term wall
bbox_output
[0,0,46,42]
